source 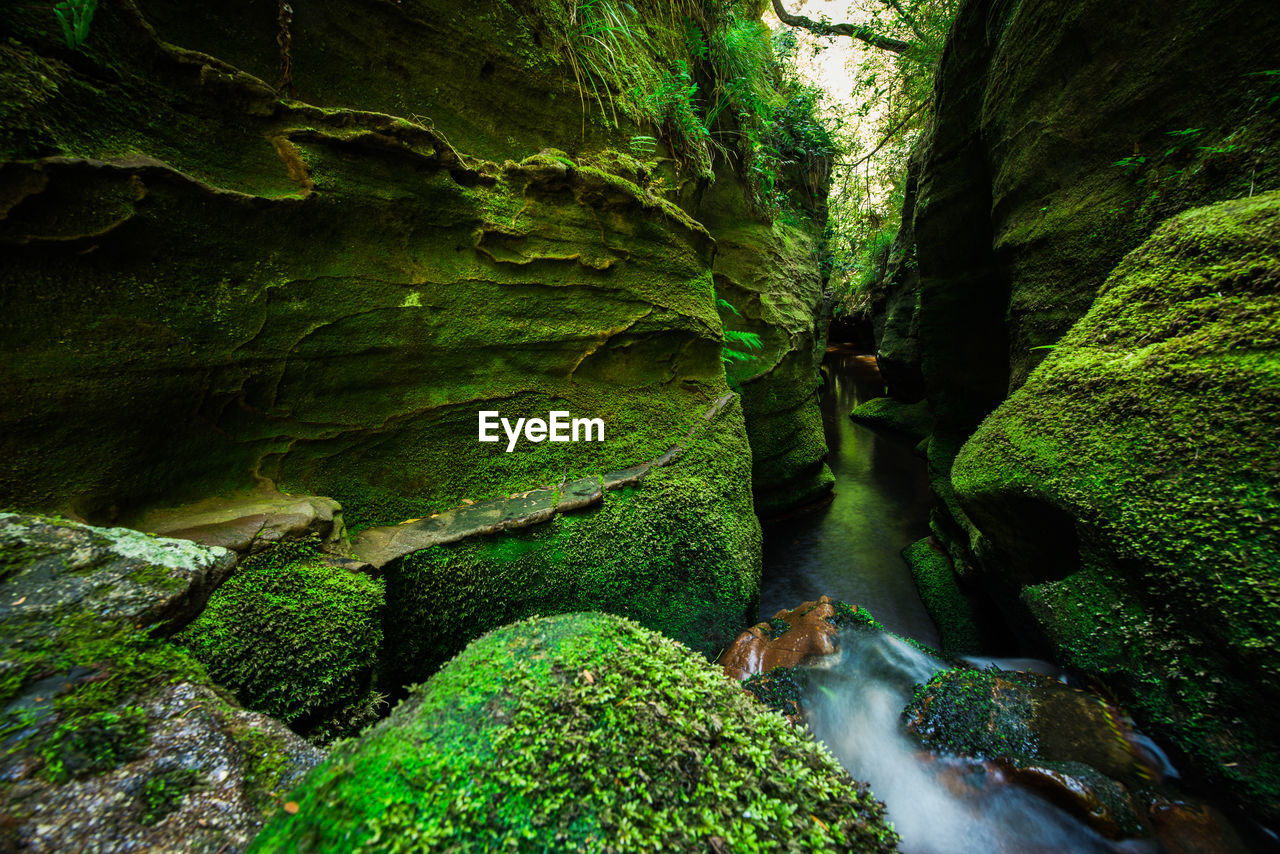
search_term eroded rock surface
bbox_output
[132,490,347,557]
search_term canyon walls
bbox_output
[871,0,1280,819]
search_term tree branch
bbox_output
[834,101,926,170]
[877,0,928,42]
[770,0,914,54]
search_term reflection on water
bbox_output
[758,351,939,648]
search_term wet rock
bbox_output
[6,683,322,854]
[904,667,1155,784]
[131,491,347,557]
[720,596,842,681]
[1147,796,1252,854]
[1,514,323,852]
[999,760,1145,840]
[0,512,235,637]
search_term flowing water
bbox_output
[759,351,1168,852]
[758,350,938,647]
[803,631,1160,854]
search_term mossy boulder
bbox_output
[175,537,385,737]
[873,0,1280,603]
[0,513,321,852]
[901,538,981,658]
[951,191,1280,819]
[251,612,899,853]
[384,401,761,684]
[0,512,235,635]
[850,397,935,443]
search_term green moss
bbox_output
[175,537,384,733]
[902,538,981,657]
[952,191,1280,819]
[384,401,761,685]
[904,669,1041,764]
[0,612,204,755]
[250,613,897,853]
[138,766,203,826]
[850,397,936,443]
[742,666,806,719]
[39,707,148,784]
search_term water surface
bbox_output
[758,350,939,648]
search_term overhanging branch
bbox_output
[770,0,914,54]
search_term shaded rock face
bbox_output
[951,192,1280,820]
[0,0,842,680]
[252,612,899,853]
[696,177,836,518]
[860,0,1280,823]
[903,0,1280,437]
[0,513,321,853]
[0,0,727,534]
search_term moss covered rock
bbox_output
[901,538,981,658]
[850,397,935,443]
[0,0,729,533]
[384,400,760,684]
[697,178,835,518]
[176,537,385,736]
[251,612,898,853]
[0,513,322,852]
[951,191,1280,819]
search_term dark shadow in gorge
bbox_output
[758,349,940,650]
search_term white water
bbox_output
[803,631,1161,854]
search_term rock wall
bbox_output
[954,192,1280,822]
[697,176,835,517]
[0,0,841,665]
[869,0,1280,821]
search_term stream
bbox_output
[758,349,938,648]
[756,350,1171,853]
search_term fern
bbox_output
[52,0,96,50]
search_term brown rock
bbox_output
[1000,761,1145,840]
[720,596,842,681]
[1148,797,1252,854]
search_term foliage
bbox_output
[716,297,764,368]
[175,536,385,733]
[816,0,960,308]
[251,612,899,852]
[547,0,838,216]
[52,0,95,49]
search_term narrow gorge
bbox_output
[0,0,1276,851]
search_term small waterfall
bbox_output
[802,631,1160,854]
